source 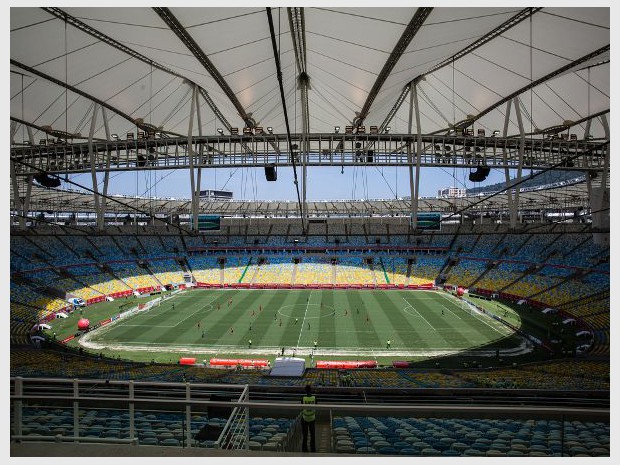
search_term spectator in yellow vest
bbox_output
[301,384,317,452]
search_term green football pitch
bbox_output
[75,289,524,363]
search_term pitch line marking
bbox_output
[439,303,462,320]
[296,290,312,349]
[441,292,512,336]
[401,296,435,330]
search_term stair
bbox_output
[249,264,260,284]
[368,263,378,286]
[315,415,332,453]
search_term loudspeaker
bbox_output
[468,166,490,182]
[265,165,277,181]
[34,173,61,188]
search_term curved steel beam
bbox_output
[447,44,610,133]
[10,59,180,137]
[379,7,543,133]
[41,7,232,134]
[10,116,107,143]
[514,108,610,138]
[355,7,433,128]
[153,7,255,128]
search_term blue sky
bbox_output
[70,165,511,201]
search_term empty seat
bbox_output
[336,445,355,454]
[589,447,609,456]
[248,441,262,451]
[250,435,268,444]
[140,437,158,446]
[421,448,442,456]
[450,442,469,453]
[379,446,397,455]
[160,438,180,447]
[356,446,376,454]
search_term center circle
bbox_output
[277,303,335,319]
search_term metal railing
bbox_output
[11,376,609,454]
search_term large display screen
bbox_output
[197,215,221,231]
[411,212,441,231]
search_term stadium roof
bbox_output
[11,7,609,143]
[9,6,610,216]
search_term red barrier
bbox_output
[209,358,269,368]
[315,360,377,369]
[179,357,197,365]
[392,361,410,368]
[61,335,76,344]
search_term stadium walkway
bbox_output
[11,442,338,457]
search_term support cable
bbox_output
[266,7,305,230]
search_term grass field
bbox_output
[59,289,527,364]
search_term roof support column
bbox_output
[88,103,102,228]
[600,114,609,188]
[188,84,198,232]
[584,118,593,198]
[26,126,34,145]
[300,75,310,224]
[411,80,423,230]
[10,160,22,226]
[511,97,526,228]
[10,121,18,145]
[407,81,417,230]
[195,89,203,225]
[98,107,112,230]
[501,100,514,226]
[22,174,33,229]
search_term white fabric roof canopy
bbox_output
[11,7,609,143]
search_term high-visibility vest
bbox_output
[302,395,316,422]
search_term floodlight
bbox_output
[334,126,340,133]
[111,134,118,140]
[267,127,273,134]
[217,128,224,135]
[385,127,391,134]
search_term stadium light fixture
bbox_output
[217,128,224,135]
[385,127,391,134]
[334,126,340,134]
[111,134,118,140]
[267,127,273,134]
[492,130,500,137]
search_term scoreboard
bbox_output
[411,212,441,231]
[196,215,221,231]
